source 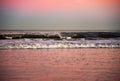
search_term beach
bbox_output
[0,48,120,81]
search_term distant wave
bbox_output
[0,31,120,49]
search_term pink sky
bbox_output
[2,0,120,12]
[0,0,120,30]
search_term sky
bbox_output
[0,0,120,30]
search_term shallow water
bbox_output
[0,48,120,81]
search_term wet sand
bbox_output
[0,48,120,81]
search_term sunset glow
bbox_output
[0,0,120,30]
[2,0,120,12]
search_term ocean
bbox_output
[0,30,120,81]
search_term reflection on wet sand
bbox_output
[0,48,120,81]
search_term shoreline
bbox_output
[0,39,120,49]
[0,31,119,49]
